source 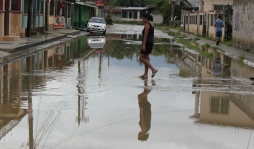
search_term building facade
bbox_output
[0,0,22,41]
[232,0,254,52]
[183,0,233,41]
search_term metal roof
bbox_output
[75,2,97,8]
[121,7,148,10]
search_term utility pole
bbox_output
[27,0,33,37]
[171,2,175,22]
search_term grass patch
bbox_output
[204,43,210,49]
[200,52,214,59]
[212,46,219,51]
[167,30,175,36]
[192,38,200,42]
[238,53,246,61]
[177,38,215,60]
[176,31,181,36]
[155,26,171,32]
[176,39,201,51]
[175,27,183,31]
[221,40,232,46]
[251,82,254,85]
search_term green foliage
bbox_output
[192,38,200,42]
[199,52,214,59]
[153,0,182,24]
[204,43,210,49]
[106,15,113,25]
[167,30,175,36]
[176,31,181,36]
[221,40,232,46]
[212,46,219,51]
[176,39,200,51]
[238,53,246,61]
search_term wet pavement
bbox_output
[0,32,254,149]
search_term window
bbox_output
[129,12,132,18]
[210,14,213,26]
[55,1,61,16]
[24,0,28,13]
[40,0,44,14]
[134,11,137,19]
[36,0,43,14]
[200,15,202,25]
[122,11,127,18]
[89,18,105,23]
[11,0,18,10]
[214,5,232,11]
[50,0,54,16]
[210,97,229,114]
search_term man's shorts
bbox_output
[216,31,222,38]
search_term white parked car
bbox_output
[87,17,106,34]
[87,36,106,49]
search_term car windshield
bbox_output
[89,18,105,23]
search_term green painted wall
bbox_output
[73,4,80,28]
[73,4,90,28]
[81,6,90,28]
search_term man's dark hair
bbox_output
[218,16,222,19]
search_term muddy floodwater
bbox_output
[0,34,254,149]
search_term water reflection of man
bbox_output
[213,53,222,77]
[138,81,152,141]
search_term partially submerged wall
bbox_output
[233,0,254,52]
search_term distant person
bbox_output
[213,53,222,77]
[139,13,158,79]
[214,16,224,45]
[138,81,152,141]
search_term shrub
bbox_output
[106,15,113,25]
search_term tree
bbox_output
[153,0,181,25]
[105,0,117,15]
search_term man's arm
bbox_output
[214,20,217,27]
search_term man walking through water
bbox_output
[214,16,224,45]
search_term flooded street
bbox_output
[0,33,254,149]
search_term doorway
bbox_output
[4,0,8,35]
[45,0,49,31]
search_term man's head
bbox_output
[218,16,222,20]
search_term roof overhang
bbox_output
[75,2,97,8]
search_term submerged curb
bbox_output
[0,32,89,66]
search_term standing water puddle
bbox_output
[0,34,254,149]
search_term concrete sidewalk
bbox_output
[170,29,254,67]
[0,29,80,54]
